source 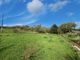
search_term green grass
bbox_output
[0,32,79,60]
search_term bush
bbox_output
[13,28,20,33]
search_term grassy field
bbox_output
[0,32,79,60]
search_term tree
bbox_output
[50,24,58,34]
[59,22,76,33]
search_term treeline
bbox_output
[0,22,80,34]
[49,22,78,34]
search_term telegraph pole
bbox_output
[1,14,4,32]
[0,0,5,33]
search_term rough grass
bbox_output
[0,32,79,60]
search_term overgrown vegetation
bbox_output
[0,22,80,60]
[0,22,79,34]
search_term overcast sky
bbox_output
[0,0,80,27]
